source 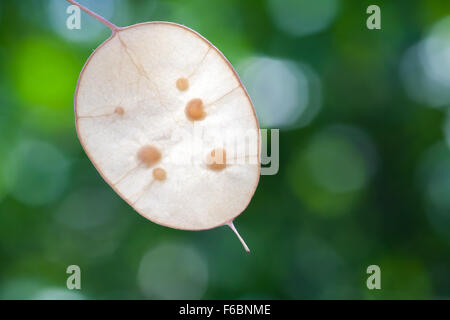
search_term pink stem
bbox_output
[66,0,120,33]
[227,221,250,253]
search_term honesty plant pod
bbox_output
[68,0,260,252]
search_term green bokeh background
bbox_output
[1,0,450,299]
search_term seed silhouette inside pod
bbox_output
[69,0,260,252]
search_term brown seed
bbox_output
[185,98,206,121]
[153,167,167,181]
[137,145,161,167]
[115,106,125,115]
[176,77,189,91]
[207,148,227,171]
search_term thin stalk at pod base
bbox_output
[227,221,250,253]
[66,0,120,33]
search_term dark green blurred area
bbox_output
[1,0,450,299]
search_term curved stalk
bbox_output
[66,0,120,33]
[227,221,250,253]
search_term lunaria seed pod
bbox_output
[68,0,260,252]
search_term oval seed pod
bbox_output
[68,0,260,252]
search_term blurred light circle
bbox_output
[48,0,116,44]
[286,234,346,299]
[400,16,450,108]
[267,0,339,37]
[11,38,79,110]
[288,125,376,216]
[423,16,450,87]
[306,128,372,193]
[55,187,118,230]
[3,140,70,206]
[137,242,208,299]
[10,37,79,132]
[417,143,450,241]
[32,288,85,300]
[0,280,85,300]
[400,43,439,106]
[240,57,321,129]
